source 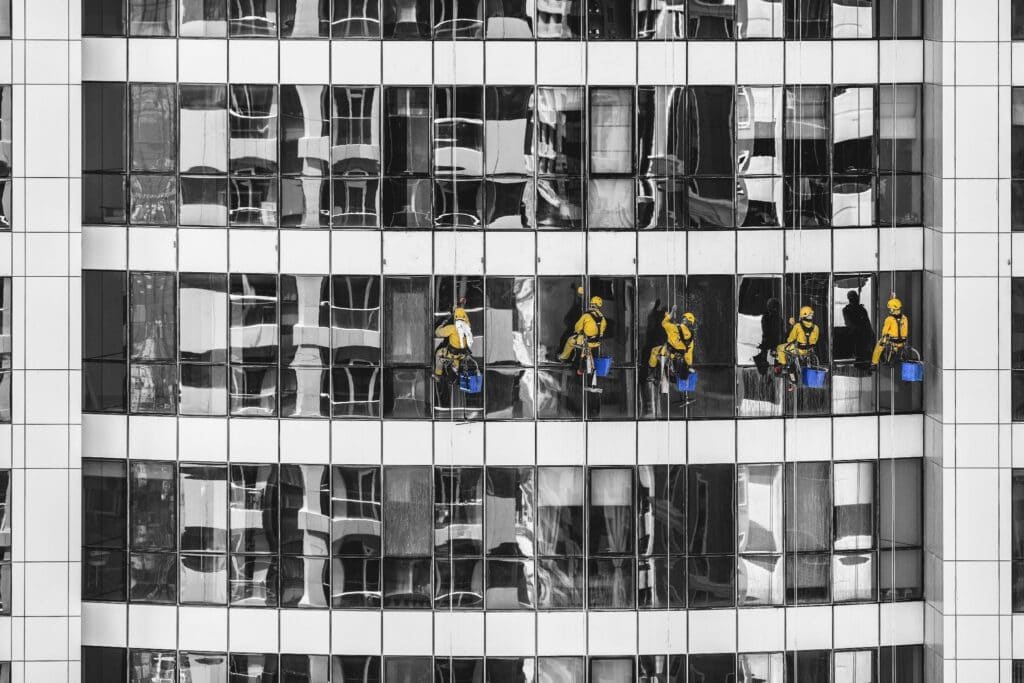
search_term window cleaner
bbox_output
[559,288,608,392]
[871,296,909,369]
[433,306,474,383]
[647,305,697,403]
[774,305,822,391]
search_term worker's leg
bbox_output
[648,345,663,369]
[871,341,886,366]
[433,347,448,377]
[775,343,789,366]
[558,334,581,361]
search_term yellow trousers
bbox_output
[871,340,905,366]
[775,343,810,367]
[559,334,599,361]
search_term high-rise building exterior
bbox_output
[0,0,1015,680]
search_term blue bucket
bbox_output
[676,371,698,392]
[801,367,827,388]
[901,361,924,383]
[459,372,483,394]
[593,356,612,377]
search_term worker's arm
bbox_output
[786,324,800,344]
[435,323,456,338]
[879,316,896,341]
[573,314,588,334]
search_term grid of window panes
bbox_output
[82,270,923,419]
[80,82,923,230]
[81,0,922,39]
[1014,279,1024,421]
[81,647,925,683]
[81,460,922,609]
[1014,90,1024,232]
[0,278,10,424]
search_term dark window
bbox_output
[82,646,127,683]
[83,0,125,35]
[83,460,127,601]
[83,82,127,224]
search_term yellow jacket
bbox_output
[436,322,471,351]
[786,321,820,351]
[573,309,607,341]
[662,312,694,364]
[880,314,909,342]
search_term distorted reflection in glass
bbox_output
[784,86,830,227]
[180,0,228,36]
[279,0,331,36]
[738,653,784,683]
[736,275,784,417]
[130,0,176,35]
[590,658,634,683]
[130,272,177,414]
[532,87,584,229]
[637,1,685,39]
[688,0,734,38]
[179,274,228,415]
[382,0,430,37]
[878,84,922,226]
[535,0,583,38]
[180,85,228,174]
[736,86,783,228]
[832,87,875,227]
[280,275,331,416]
[229,0,278,35]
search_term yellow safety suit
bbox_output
[558,309,607,361]
[776,321,820,366]
[648,312,694,369]
[434,320,472,376]
[871,313,909,366]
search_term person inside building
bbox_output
[754,297,784,376]
[648,305,696,384]
[433,307,474,381]
[558,291,608,376]
[871,296,909,369]
[774,305,821,388]
[842,290,875,369]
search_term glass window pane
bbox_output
[688,86,734,177]
[738,653,784,683]
[130,0,176,35]
[180,84,228,173]
[485,467,534,557]
[180,0,228,35]
[590,658,635,683]
[84,0,125,34]
[179,464,228,553]
[129,650,176,682]
[330,0,380,37]
[179,653,228,681]
[878,0,921,37]
[382,0,430,37]
[130,461,176,550]
[384,87,430,175]
[536,467,584,557]
[435,466,484,556]
[332,275,382,364]
[131,84,177,172]
[880,84,922,174]
[689,654,735,683]
[130,272,176,362]
[130,174,178,226]
[230,274,278,365]
[180,273,228,363]
[84,459,127,548]
[384,276,431,364]
[880,458,922,549]
[382,556,432,607]
[589,468,633,555]
[229,0,278,35]
[383,467,432,556]
[786,462,831,552]
[834,461,875,551]
[230,464,279,553]
[281,84,329,176]
[737,464,782,553]
[84,648,126,683]
[688,464,735,556]
[129,551,177,603]
[180,175,229,226]
[537,658,584,683]
[590,88,633,174]
[179,553,228,604]
[84,83,126,173]
[229,85,278,175]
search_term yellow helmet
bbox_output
[799,305,814,321]
[590,296,603,308]
[887,297,902,315]
[682,312,696,326]
[453,308,469,322]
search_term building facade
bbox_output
[0,0,1015,680]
